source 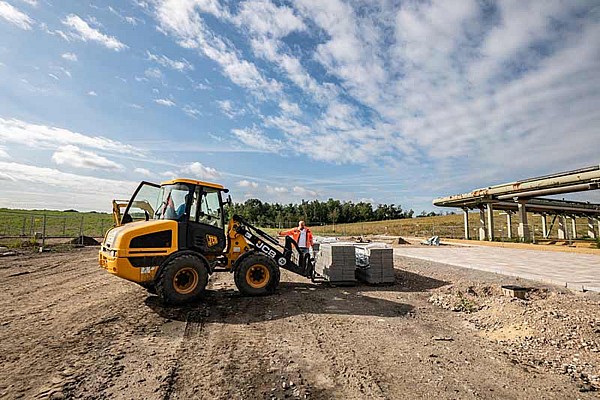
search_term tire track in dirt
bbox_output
[277,280,389,399]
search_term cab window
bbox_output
[156,183,191,221]
[199,189,222,228]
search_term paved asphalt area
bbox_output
[394,245,600,292]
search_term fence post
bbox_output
[79,215,84,245]
[63,217,67,237]
[100,220,105,238]
[29,215,34,237]
[41,214,46,250]
[21,216,26,237]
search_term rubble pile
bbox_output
[429,283,600,392]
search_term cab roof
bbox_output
[160,178,227,191]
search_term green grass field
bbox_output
[0,208,114,240]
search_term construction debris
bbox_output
[501,285,528,299]
[396,237,410,245]
[421,236,440,246]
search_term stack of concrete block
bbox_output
[314,243,357,283]
[355,244,395,284]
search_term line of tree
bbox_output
[228,198,415,228]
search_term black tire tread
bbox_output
[156,253,209,305]
[234,253,280,296]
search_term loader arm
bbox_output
[231,214,316,279]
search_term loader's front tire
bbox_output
[234,253,280,296]
[156,254,208,305]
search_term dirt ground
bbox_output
[0,247,599,399]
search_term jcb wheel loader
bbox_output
[99,179,317,304]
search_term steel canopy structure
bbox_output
[433,165,600,241]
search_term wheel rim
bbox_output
[246,264,270,289]
[173,267,199,294]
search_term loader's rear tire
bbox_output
[156,254,208,305]
[234,253,280,296]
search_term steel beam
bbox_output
[433,165,600,208]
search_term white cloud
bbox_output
[153,0,282,98]
[264,115,310,137]
[237,179,258,188]
[0,161,137,211]
[51,145,123,171]
[182,105,201,118]
[0,146,9,158]
[144,67,163,79]
[231,126,282,152]
[48,73,59,80]
[216,100,245,119]
[0,1,33,30]
[234,0,305,39]
[108,5,142,26]
[134,167,152,176]
[293,186,317,197]
[58,67,71,78]
[87,90,97,96]
[61,52,78,62]
[266,185,288,194]
[147,51,193,72]
[62,14,127,51]
[279,100,301,117]
[154,98,175,107]
[180,162,220,180]
[0,117,137,154]
[0,171,17,181]
[20,0,37,6]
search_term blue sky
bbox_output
[0,0,599,212]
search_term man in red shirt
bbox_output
[278,220,313,256]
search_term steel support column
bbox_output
[541,214,548,238]
[463,208,470,240]
[587,217,596,239]
[506,212,513,239]
[479,207,486,241]
[486,203,495,241]
[517,201,530,241]
[571,217,577,239]
[558,216,567,239]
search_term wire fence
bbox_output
[0,210,113,247]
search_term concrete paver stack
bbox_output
[355,244,395,284]
[314,243,357,283]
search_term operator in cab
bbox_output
[278,221,313,256]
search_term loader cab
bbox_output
[121,179,229,254]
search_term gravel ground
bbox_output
[0,247,598,399]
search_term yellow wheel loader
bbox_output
[99,179,317,304]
